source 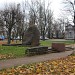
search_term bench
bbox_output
[25,46,48,56]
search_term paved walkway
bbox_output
[0,50,73,70]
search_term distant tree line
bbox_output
[0,0,69,44]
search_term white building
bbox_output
[65,24,74,40]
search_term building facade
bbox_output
[65,24,74,39]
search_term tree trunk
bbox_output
[19,33,22,41]
[42,26,45,41]
[42,30,45,41]
[48,27,52,39]
[40,26,42,36]
[8,29,11,44]
[74,27,75,42]
[74,11,75,42]
[56,30,59,39]
[48,28,50,39]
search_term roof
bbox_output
[65,24,73,27]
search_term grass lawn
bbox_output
[0,46,28,59]
[40,39,75,47]
[0,39,75,60]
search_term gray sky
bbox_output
[0,0,63,18]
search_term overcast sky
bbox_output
[0,0,63,18]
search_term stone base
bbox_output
[2,44,31,47]
[52,43,65,52]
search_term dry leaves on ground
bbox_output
[0,56,75,75]
[0,54,14,60]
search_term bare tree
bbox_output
[0,11,5,36]
[15,4,25,41]
[47,10,53,39]
[1,3,24,44]
[21,0,53,41]
[3,6,17,44]
[22,0,38,29]
[38,3,45,40]
[37,1,53,40]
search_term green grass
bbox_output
[40,39,75,47]
[0,46,28,58]
[0,39,75,60]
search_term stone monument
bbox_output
[52,43,65,52]
[22,26,40,46]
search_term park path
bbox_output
[0,50,73,70]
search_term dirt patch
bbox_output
[66,44,75,48]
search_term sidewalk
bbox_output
[0,50,73,70]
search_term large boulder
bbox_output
[22,26,40,46]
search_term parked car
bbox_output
[40,36,49,40]
[15,36,20,40]
[0,36,2,40]
[0,35,5,40]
